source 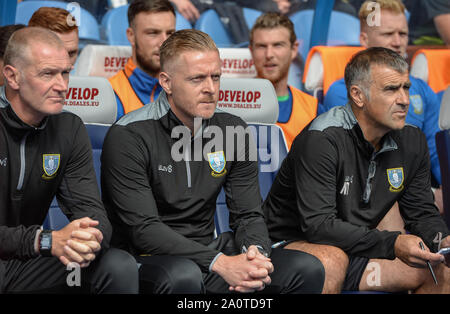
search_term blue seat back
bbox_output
[100,4,129,45]
[326,11,360,47]
[291,9,360,62]
[175,11,193,30]
[16,0,100,41]
[85,124,111,190]
[215,123,288,235]
[290,9,315,61]
[242,7,262,30]
[195,9,234,47]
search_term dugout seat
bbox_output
[219,48,256,78]
[303,45,364,103]
[410,49,450,94]
[16,0,101,43]
[219,47,302,89]
[214,123,288,235]
[74,44,131,78]
[214,77,287,234]
[290,10,360,62]
[43,76,117,229]
[242,7,262,30]
[195,9,234,47]
[217,78,278,124]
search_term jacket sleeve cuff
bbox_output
[34,226,43,254]
[208,252,223,272]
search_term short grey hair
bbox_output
[345,47,409,102]
[3,27,64,68]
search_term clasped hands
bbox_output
[51,217,103,268]
[212,245,274,293]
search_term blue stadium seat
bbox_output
[242,7,262,30]
[327,11,360,47]
[215,123,288,235]
[100,4,128,45]
[195,9,234,47]
[175,11,193,30]
[16,0,101,41]
[101,4,191,46]
[43,199,70,230]
[85,124,111,191]
[290,9,315,62]
[291,9,360,62]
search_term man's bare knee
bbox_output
[359,258,428,292]
[285,241,349,293]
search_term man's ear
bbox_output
[291,40,299,61]
[126,27,135,47]
[359,31,369,48]
[3,65,20,90]
[159,71,172,95]
[349,85,366,108]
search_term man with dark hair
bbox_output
[0,27,138,294]
[323,0,443,213]
[28,7,79,66]
[0,24,26,86]
[249,12,319,150]
[264,47,450,293]
[102,29,325,294]
[109,0,176,120]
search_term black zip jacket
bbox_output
[101,91,271,272]
[264,104,449,259]
[0,87,111,261]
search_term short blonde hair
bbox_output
[359,0,405,30]
[159,29,218,72]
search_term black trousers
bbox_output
[136,233,325,294]
[0,248,139,294]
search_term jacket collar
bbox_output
[156,91,211,138]
[344,103,398,157]
[0,85,48,133]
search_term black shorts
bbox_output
[272,240,369,292]
[342,255,369,291]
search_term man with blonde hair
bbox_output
[324,0,443,215]
[28,7,79,66]
[102,29,325,294]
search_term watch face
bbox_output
[41,236,51,248]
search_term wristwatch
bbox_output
[39,230,53,257]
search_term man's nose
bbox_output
[265,46,274,59]
[397,87,410,105]
[54,73,68,92]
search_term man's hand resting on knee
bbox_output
[211,245,273,293]
[51,217,103,268]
